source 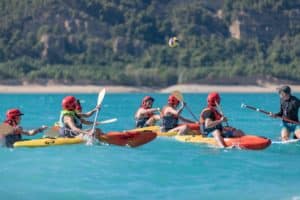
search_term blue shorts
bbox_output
[281,122,300,133]
[204,130,234,138]
[136,118,148,128]
[59,127,79,138]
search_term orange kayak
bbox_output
[175,135,271,150]
[100,130,157,147]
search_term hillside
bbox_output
[0,0,299,86]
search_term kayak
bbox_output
[13,137,84,148]
[130,123,201,137]
[175,135,271,150]
[13,130,157,148]
[99,130,157,147]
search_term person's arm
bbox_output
[22,126,48,136]
[80,118,94,125]
[135,108,160,119]
[203,110,226,128]
[297,97,300,109]
[64,115,90,135]
[78,107,99,118]
[166,103,185,117]
[273,100,283,117]
[140,108,160,116]
[179,116,195,123]
[205,118,226,128]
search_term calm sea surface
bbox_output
[0,93,299,200]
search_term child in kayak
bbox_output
[270,85,300,141]
[58,96,103,138]
[1,109,48,148]
[135,96,160,128]
[199,92,244,148]
[161,95,194,135]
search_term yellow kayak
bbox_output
[13,137,84,148]
[129,125,200,137]
[13,130,157,148]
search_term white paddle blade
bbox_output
[99,118,117,125]
[241,103,246,108]
[97,88,106,106]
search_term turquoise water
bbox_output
[1,93,300,200]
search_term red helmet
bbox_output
[207,92,221,106]
[75,99,82,112]
[62,96,77,110]
[168,95,180,106]
[6,109,24,120]
[142,96,154,108]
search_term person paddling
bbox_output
[58,96,103,138]
[135,96,160,128]
[1,109,48,148]
[270,85,300,141]
[161,95,193,135]
[199,92,244,148]
[75,99,102,125]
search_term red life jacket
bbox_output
[199,106,222,125]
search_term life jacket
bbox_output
[199,106,222,125]
[59,110,82,129]
[161,107,179,131]
[3,120,21,148]
[199,106,223,134]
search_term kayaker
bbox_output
[199,92,244,148]
[1,109,48,148]
[161,95,194,135]
[135,96,160,128]
[59,96,103,138]
[270,85,300,141]
[75,99,101,125]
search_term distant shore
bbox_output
[0,83,300,93]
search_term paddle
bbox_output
[0,124,14,136]
[215,102,229,127]
[241,103,300,125]
[87,88,106,145]
[97,118,117,125]
[171,90,198,121]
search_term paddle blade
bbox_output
[97,88,106,106]
[99,118,117,125]
[0,124,14,136]
[171,90,184,101]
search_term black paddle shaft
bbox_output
[243,104,300,125]
[243,104,271,115]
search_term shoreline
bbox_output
[0,84,300,93]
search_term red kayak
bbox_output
[32,126,157,148]
[99,130,157,147]
[224,135,271,150]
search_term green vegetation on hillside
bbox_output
[0,0,299,86]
